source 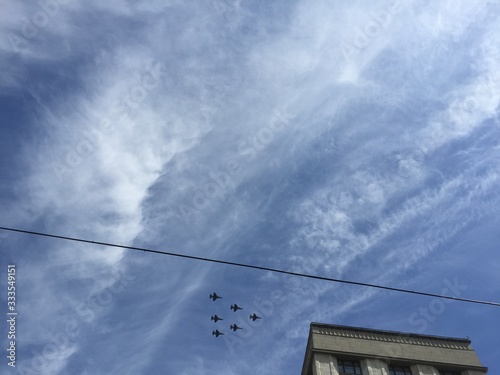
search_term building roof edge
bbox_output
[309,322,472,344]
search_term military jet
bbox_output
[211,315,223,323]
[212,330,224,337]
[230,324,242,331]
[210,292,222,301]
[230,304,243,312]
[249,313,262,321]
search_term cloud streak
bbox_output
[1,0,499,374]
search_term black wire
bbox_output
[1,225,499,307]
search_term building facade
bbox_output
[301,323,487,375]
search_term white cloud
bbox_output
[2,0,500,374]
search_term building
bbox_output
[301,323,487,375]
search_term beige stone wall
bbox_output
[411,364,440,375]
[313,353,338,375]
[361,358,388,375]
[312,353,488,375]
[303,325,487,375]
[312,333,482,367]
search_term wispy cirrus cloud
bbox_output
[1,0,499,374]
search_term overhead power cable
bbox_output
[1,225,499,307]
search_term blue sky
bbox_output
[1,0,499,374]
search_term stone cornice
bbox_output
[312,324,471,350]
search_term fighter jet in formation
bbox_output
[212,330,224,337]
[211,315,223,323]
[249,313,262,321]
[230,324,242,331]
[210,292,222,301]
[230,304,243,312]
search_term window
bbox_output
[337,360,362,375]
[389,366,412,375]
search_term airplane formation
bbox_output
[230,324,242,331]
[230,303,242,312]
[210,292,222,301]
[209,292,262,337]
[211,315,223,322]
[249,313,262,321]
[212,329,224,337]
